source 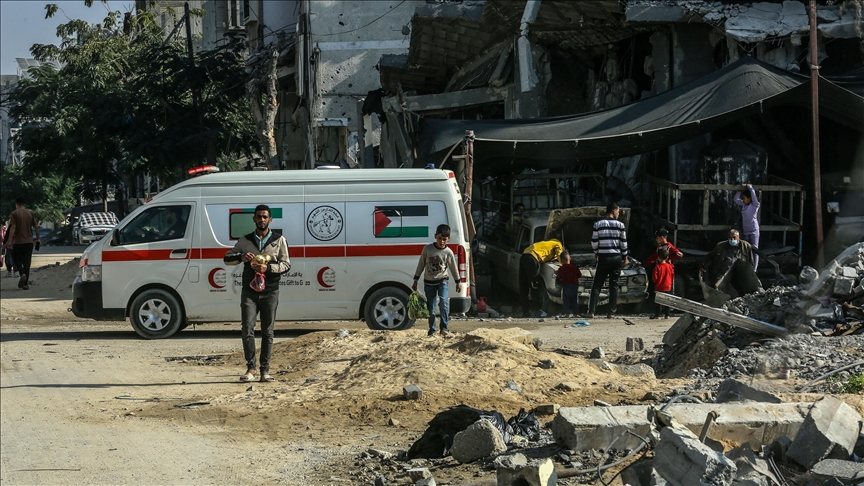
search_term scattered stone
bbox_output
[590,347,605,359]
[555,382,579,392]
[388,417,400,427]
[415,478,436,486]
[407,468,432,482]
[626,337,645,351]
[788,396,862,469]
[368,449,392,460]
[618,385,629,393]
[594,400,612,407]
[403,384,422,400]
[374,474,387,486]
[450,419,507,463]
[496,457,557,486]
[493,453,528,470]
[654,424,737,486]
[246,385,255,392]
[809,459,864,483]
[841,266,859,278]
[642,391,663,401]
[834,277,855,295]
[538,359,555,369]
[715,378,782,404]
[535,404,559,415]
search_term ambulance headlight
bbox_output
[81,265,102,282]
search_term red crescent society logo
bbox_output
[317,266,335,288]
[208,267,226,289]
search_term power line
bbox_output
[314,1,408,37]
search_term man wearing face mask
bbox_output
[700,229,755,291]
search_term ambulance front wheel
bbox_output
[364,287,416,331]
[130,289,184,339]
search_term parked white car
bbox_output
[73,212,119,245]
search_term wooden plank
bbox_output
[655,293,788,337]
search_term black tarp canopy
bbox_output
[416,57,864,173]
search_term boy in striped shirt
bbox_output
[587,202,629,319]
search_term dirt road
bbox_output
[1,254,677,485]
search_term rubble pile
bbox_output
[686,333,864,392]
[654,244,864,381]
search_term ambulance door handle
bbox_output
[170,248,188,259]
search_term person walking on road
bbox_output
[587,202,629,319]
[735,183,760,269]
[412,224,462,336]
[6,197,40,290]
[519,238,563,317]
[223,205,291,383]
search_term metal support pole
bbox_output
[463,130,477,307]
[184,3,216,168]
[809,0,824,269]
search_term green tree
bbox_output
[9,1,259,205]
[0,164,77,224]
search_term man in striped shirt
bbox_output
[587,202,629,318]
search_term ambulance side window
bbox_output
[117,206,191,245]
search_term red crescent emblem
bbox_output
[208,268,225,288]
[317,267,334,288]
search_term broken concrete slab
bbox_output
[496,457,556,486]
[787,396,863,469]
[655,293,788,336]
[552,402,811,452]
[450,419,506,464]
[626,4,689,23]
[654,424,737,486]
[663,314,694,346]
[841,266,859,278]
[416,478,436,486]
[590,347,605,359]
[715,379,782,404]
[809,459,864,484]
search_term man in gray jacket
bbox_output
[224,205,291,382]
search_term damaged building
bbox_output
[370,0,863,268]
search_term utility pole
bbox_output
[184,2,217,168]
[809,0,824,269]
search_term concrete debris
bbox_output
[403,384,422,400]
[590,347,605,359]
[415,478,436,486]
[787,396,863,469]
[555,382,579,392]
[407,468,432,482]
[538,359,555,369]
[715,378,781,404]
[492,453,528,470]
[627,337,645,351]
[449,419,507,464]
[495,457,556,486]
[809,459,864,484]
[552,402,808,452]
[654,422,737,486]
[663,314,694,346]
[535,404,559,415]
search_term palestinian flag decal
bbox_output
[374,205,429,238]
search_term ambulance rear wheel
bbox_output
[364,287,415,331]
[130,289,184,339]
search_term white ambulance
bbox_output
[71,169,471,338]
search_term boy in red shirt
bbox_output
[651,247,674,319]
[642,228,683,268]
[556,251,582,318]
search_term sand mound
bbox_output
[212,328,666,421]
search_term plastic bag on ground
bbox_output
[507,408,540,441]
[408,291,429,319]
